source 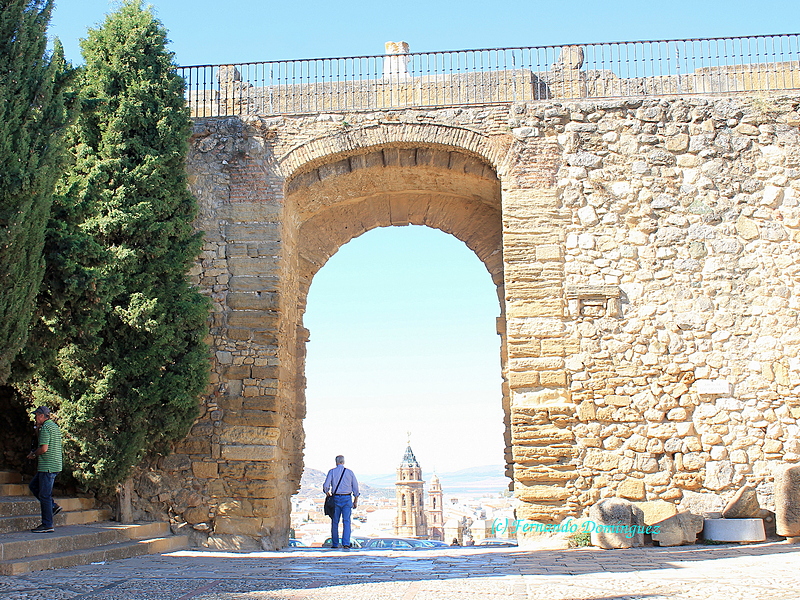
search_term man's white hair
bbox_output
[335,455,345,465]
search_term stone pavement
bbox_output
[1,541,799,600]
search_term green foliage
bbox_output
[25,0,210,490]
[568,531,591,547]
[0,0,74,384]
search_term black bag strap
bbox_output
[332,467,346,495]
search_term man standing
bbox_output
[27,406,63,533]
[323,455,359,549]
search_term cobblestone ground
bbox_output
[2,542,799,600]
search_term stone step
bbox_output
[0,483,30,496]
[0,496,95,517]
[0,472,22,485]
[0,529,187,575]
[0,521,186,575]
[0,508,113,534]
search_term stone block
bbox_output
[652,511,704,546]
[160,454,192,472]
[617,479,646,500]
[227,257,279,277]
[588,498,645,549]
[606,395,631,407]
[539,370,568,386]
[227,311,279,330]
[507,317,566,339]
[535,244,563,261]
[224,410,280,427]
[214,516,268,537]
[736,216,760,240]
[507,300,563,318]
[515,484,570,502]
[184,506,210,524]
[224,364,252,379]
[678,490,725,514]
[242,396,281,411]
[192,461,219,479]
[665,134,689,152]
[704,461,734,491]
[635,500,678,525]
[509,371,539,388]
[220,444,277,461]
[577,401,596,421]
[226,292,279,311]
[722,485,761,518]
[217,499,254,516]
[219,425,280,445]
[250,366,278,379]
[583,449,620,471]
[775,465,800,537]
[228,275,279,292]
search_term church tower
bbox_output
[426,474,444,541]
[394,445,427,538]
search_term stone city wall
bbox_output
[128,93,800,549]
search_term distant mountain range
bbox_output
[296,465,509,498]
[295,468,393,499]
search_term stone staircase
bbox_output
[0,470,188,575]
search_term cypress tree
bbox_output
[29,0,210,489]
[0,0,73,384]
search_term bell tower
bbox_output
[394,444,427,538]
[426,474,444,540]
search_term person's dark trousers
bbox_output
[29,471,58,528]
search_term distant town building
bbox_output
[394,445,427,538]
[427,474,444,541]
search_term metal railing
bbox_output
[178,34,800,117]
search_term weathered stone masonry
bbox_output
[132,94,800,549]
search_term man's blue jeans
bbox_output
[330,494,353,547]
[29,471,58,528]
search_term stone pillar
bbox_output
[501,138,579,523]
[775,465,800,539]
[383,41,411,81]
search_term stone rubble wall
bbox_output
[128,94,800,547]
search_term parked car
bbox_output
[476,538,518,547]
[287,539,308,547]
[423,540,450,547]
[321,536,368,548]
[360,537,434,550]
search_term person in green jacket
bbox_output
[27,406,63,533]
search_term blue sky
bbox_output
[50,0,798,66]
[46,0,798,475]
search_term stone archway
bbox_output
[281,142,511,512]
[172,116,573,550]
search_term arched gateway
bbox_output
[133,41,800,549]
[163,116,575,549]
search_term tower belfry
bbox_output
[427,473,444,541]
[394,444,427,538]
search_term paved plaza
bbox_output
[1,541,799,600]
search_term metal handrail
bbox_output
[178,33,800,117]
